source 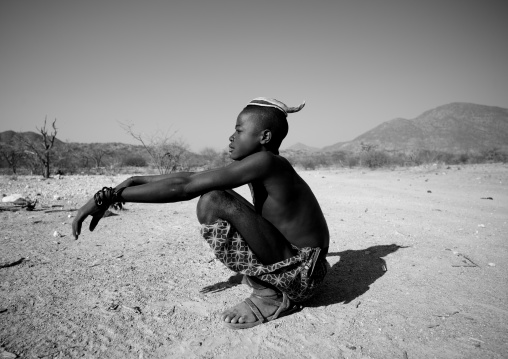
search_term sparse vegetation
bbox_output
[2,102,507,174]
[14,118,59,178]
[199,147,232,169]
[1,132,507,176]
[121,155,147,167]
[119,122,195,174]
[358,142,390,168]
[0,139,25,174]
[1,140,506,175]
[282,145,508,171]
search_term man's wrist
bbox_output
[93,187,126,210]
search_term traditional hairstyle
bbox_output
[243,97,305,150]
[246,97,305,116]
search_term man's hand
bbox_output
[72,198,106,240]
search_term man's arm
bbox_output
[71,172,196,239]
[72,173,196,239]
[72,152,273,239]
[116,152,272,202]
[114,172,195,190]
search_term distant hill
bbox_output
[3,102,508,160]
[0,130,66,146]
[0,130,209,170]
[285,142,321,153]
[320,141,348,153]
[318,102,508,153]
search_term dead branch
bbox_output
[0,257,25,268]
[0,206,22,212]
[118,121,187,174]
[15,117,59,178]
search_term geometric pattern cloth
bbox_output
[201,219,329,303]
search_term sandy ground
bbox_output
[0,164,507,359]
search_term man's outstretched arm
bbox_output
[113,172,195,189]
[71,151,273,239]
[72,174,197,239]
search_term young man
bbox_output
[72,98,329,329]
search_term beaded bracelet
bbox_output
[93,187,126,210]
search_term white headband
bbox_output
[247,97,305,116]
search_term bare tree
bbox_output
[0,140,25,174]
[119,122,189,174]
[359,142,390,168]
[199,147,231,169]
[23,151,43,175]
[17,117,58,178]
[84,145,109,168]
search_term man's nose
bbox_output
[229,133,234,142]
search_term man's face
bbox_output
[228,110,263,160]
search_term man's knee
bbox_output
[196,190,229,224]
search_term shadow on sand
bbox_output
[200,272,244,294]
[199,244,407,308]
[305,244,408,307]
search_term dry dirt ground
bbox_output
[1,164,507,359]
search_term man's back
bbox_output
[250,153,329,249]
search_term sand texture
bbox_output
[1,164,507,358]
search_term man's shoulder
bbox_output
[240,151,277,166]
[247,151,293,169]
[221,151,276,181]
[248,151,290,162]
[235,151,293,179]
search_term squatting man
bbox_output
[72,97,330,329]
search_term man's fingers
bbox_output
[89,216,99,231]
[89,212,104,231]
[72,219,81,240]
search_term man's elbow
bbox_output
[128,176,139,186]
[180,183,202,201]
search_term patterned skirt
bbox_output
[201,219,329,303]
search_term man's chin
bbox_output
[229,153,243,161]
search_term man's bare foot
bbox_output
[221,292,282,324]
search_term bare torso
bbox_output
[249,155,329,249]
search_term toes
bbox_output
[221,313,232,323]
[221,311,246,324]
[221,312,236,323]
[230,315,245,324]
[221,301,258,325]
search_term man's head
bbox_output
[228,98,305,160]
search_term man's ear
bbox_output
[260,129,272,145]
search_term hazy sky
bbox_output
[1,0,507,152]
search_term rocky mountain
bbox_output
[319,102,508,153]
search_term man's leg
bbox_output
[196,190,296,325]
[197,190,296,265]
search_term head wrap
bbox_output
[246,97,305,116]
